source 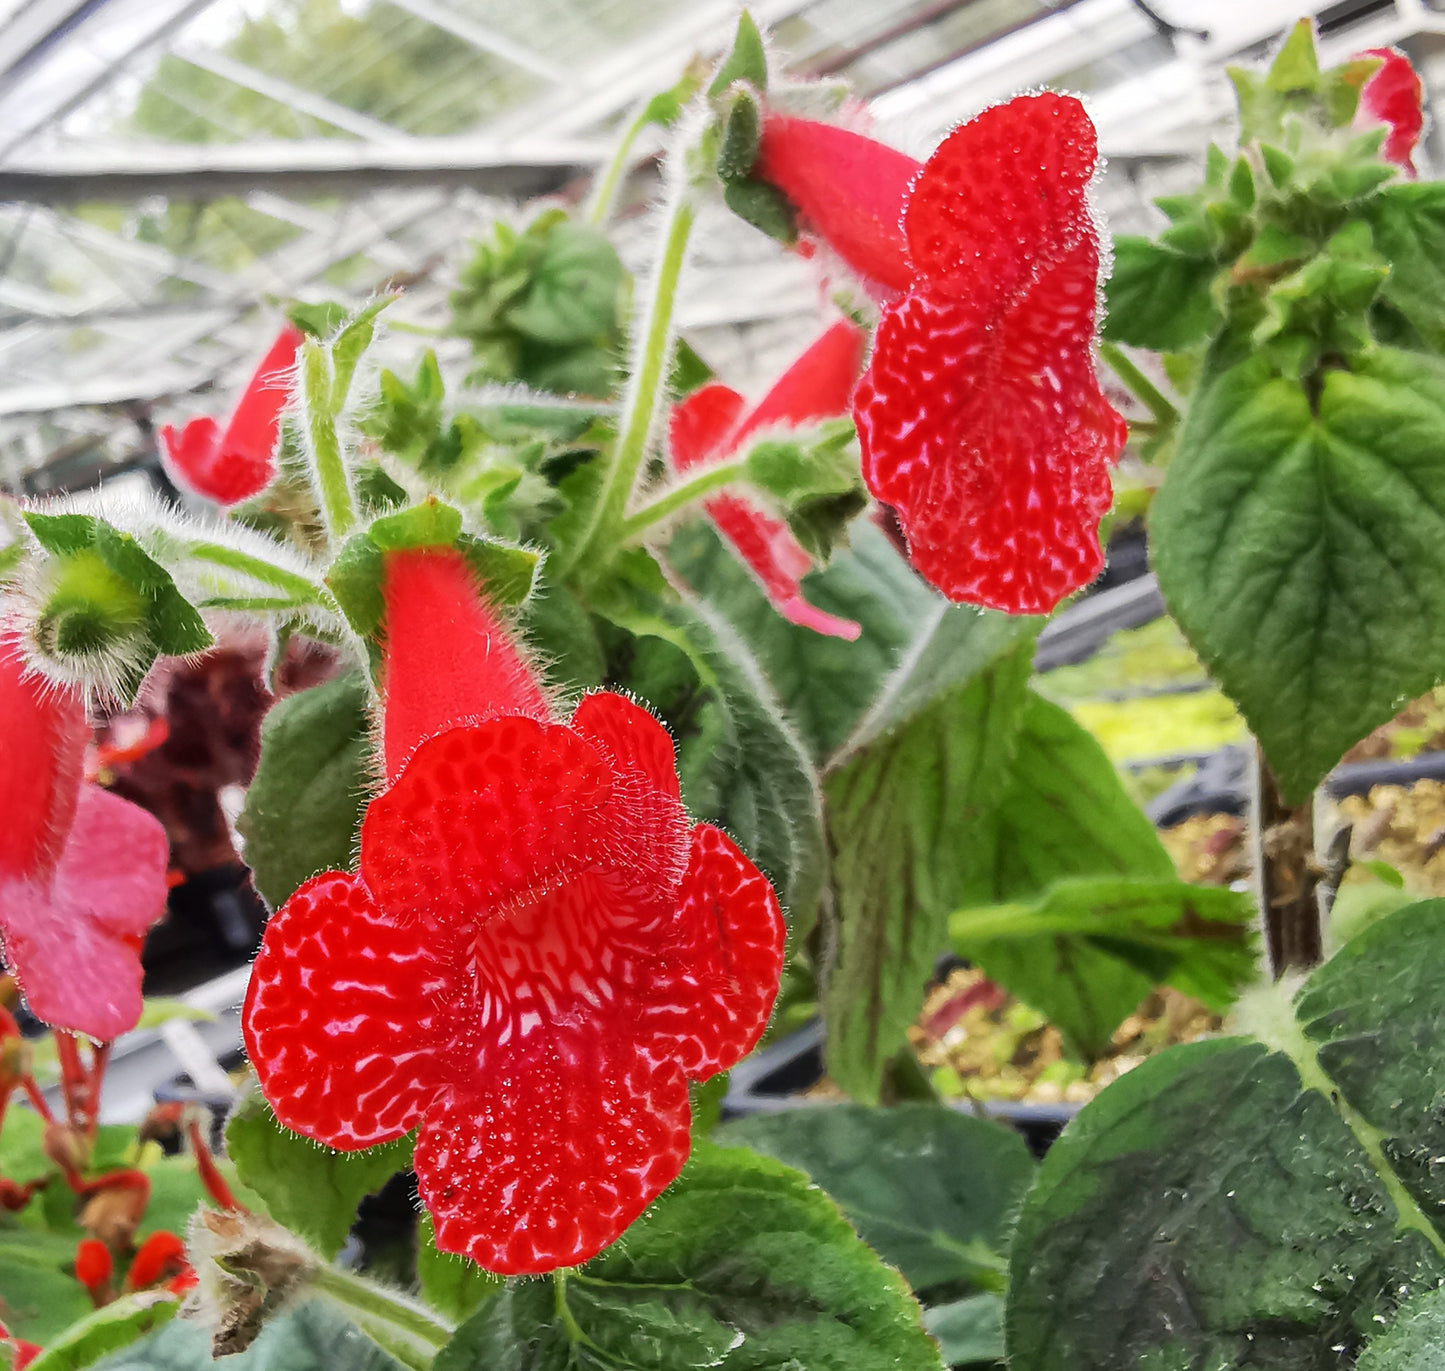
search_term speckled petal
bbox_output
[856,240,1126,614]
[242,870,448,1148]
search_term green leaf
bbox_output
[504,224,626,349]
[707,11,767,97]
[950,877,1256,1057]
[922,1295,1004,1367]
[1266,17,1319,92]
[224,1087,412,1259]
[236,673,371,908]
[1363,182,1445,351]
[717,86,761,184]
[0,1226,94,1342]
[716,1104,1034,1296]
[417,1216,503,1323]
[1151,346,1445,801]
[1006,898,1445,1368]
[598,570,828,941]
[1359,1286,1445,1370]
[331,295,396,414]
[1104,237,1221,352]
[26,1293,179,1371]
[93,1299,407,1370]
[722,179,798,246]
[435,1143,943,1371]
[822,635,1035,1102]
[665,519,936,763]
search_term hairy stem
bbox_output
[586,104,652,227]
[299,340,357,542]
[617,458,747,541]
[568,189,696,577]
[1099,341,1180,430]
[311,1264,454,1370]
[183,541,328,605]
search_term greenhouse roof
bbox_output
[0,0,1439,490]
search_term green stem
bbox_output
[311,1264,454,1370]
[617,458,747,541]
[300,339,358,542]
[568,192,696,576]
[586,104,653,228]
[1099,341,1179,429]
[183,541,327,604]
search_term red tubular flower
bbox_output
[0,1321,41,1370]
[125,1230,192,1292]
[243,547,784,1274]
[74,1237,113,1304]
[756,97,1127,614]
[668,320,866,640]
[755,117,921,298]
[1354,47,1423,175]
[0,638,170,1041]
[159,326,303,505]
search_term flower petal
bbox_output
[705,494,861,641]
[757,116,920,296]
[219,325,302,484]
[415,1038,690,1273]
[242,870,447,1148]
[0,637,88,884]
[855,241,1126,614]
[904,92,1097,299]
[362,717,613,924]
[1,786,168,1040]
[730,318,867,443]
[1356,47,1423,174]
[570,691,690,896]
[668,384,746,472]
[636,822,785,1079]
[380,548,551,782]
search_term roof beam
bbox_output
[0,0,112,83]
[382,0,567,84]
[0,133,605,202]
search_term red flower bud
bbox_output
[74,1237,113,1303]
[1354,47,1424,175]
[125,1229,191,1291]
[160,325,302,505]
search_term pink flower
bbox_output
[668,319,866,640]
[160,326,303,506]
[242,548,784,1274]
[1354,47,1424,176]
[0,638,170,1040]
[756,96,1128,614]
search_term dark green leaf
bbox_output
[505,224,625,349]
[237,673,371,907]
[224,1088,411,1259]
[22,511,96,556]
[1358,1286,1445,1370]
[436,1144,943,1371]
[1151,346,1445,801]
[950,878,1255,1057]
[716,1104,1034,1295]
[922,1295,1003,1367]
[1104,237,1221,352]
[822,637,1035,1102]
[94,1300,406,1371]
[665,519,935,762]
[723,179,798,246]
[1007,898,1445,1368]
[1362,182,1445,351]
[717,87,761,184]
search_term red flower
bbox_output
[242,548,784,1274]
[1354,47,1423,175]
[0,1321,40,1370]
[668,319,865,640]
[0,638,170,1040]
[125,1230,194,1292]
[757,96,1127,614]
[160,326,303,506]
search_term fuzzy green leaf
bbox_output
[224,1088,412,1260]
[717,1104,1034,1296]
[1151,346,1445,801]
[1104,237,1221,352]
[236,672,371,908]
[1007,898,1445,1368]
[1363,182,1445,351]
[435,1144,943,1371]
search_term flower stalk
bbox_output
[310,1264,454,1371]
[617,458,748,541]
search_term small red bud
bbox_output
[74,1237,113,1304]
[125,1229,190,1291]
